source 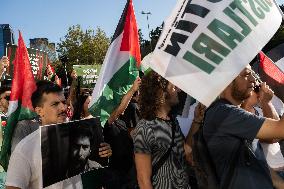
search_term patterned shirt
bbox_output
[132,118,190,189]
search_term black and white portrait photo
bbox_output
[41,117,106,187]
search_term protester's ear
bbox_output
[35,107,43,118]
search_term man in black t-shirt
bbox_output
[103,77,141,189]
[203,65,284,189]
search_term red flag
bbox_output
[0,31,37,170]
[258,51,284,102]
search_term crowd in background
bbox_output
[0,55,284,189]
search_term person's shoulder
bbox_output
[13,129,40,153]
[136,119,159,130]
[17,119,39,125]
[133,119,155,136]
[14,119,40,133]
[207,99,236,115]
[133,118,166,138]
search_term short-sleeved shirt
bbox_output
[203,99,273,189]
[6,129,42,189]
[132,118,190,189]
[6,129,103,189]
[11,119,40,152]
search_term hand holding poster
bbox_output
[149,0,282,106]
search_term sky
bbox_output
[0,0,176,45]
[0,0,283,46]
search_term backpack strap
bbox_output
[152,118,176,177]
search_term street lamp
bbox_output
[141,11,153,52]
[141,11,151,30]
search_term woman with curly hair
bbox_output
[132,71,191,189]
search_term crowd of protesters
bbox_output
[0,54,284,189]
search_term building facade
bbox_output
[30,38,57,62]
[0,24,15,57]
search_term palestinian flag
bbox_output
[89,0,140,126]
[258,51,284,102]
[0,32,37,170]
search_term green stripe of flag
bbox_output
[89,56,139,126]
[0,104,36,170]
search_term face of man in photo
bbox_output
[71,135,91,165]
[35,92,67,125]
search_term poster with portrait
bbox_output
[41,117,107,188]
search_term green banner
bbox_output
[6,44,49,80]
[73,65,101,88]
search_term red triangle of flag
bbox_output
[119,0,141,67]
[259,51,284,85]
[11,31,37,110]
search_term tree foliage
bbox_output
[57,25,110,73]
[263,4,284,52]
[139,24,163,59]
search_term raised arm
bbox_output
[258,82,279,120]
[108,77,141,124]
[256,117,284,140]
[185,103,206,164]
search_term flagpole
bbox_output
[3,43,9,80]
[59,55,69,87]
[64,62,68,86]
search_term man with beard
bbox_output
[66,127,102,178]
[6,81,111,189]
[203,65,284,189]
[132,71,190,189]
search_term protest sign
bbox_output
[73,65,101,88]
[41,118,106,188]
[6,44,49,80]
[149,0,283,106]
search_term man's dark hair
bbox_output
[69,126,94,148]
[31,80,62,108]
[72,93,90,120]
[138,71,169,120]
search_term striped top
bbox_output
[132,118,190,189]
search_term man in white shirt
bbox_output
[6,80,112,189]
[6,80,68,189]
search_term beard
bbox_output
[231,81,251,102]
[165,91,179,107]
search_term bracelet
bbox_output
[193,120,202,124]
